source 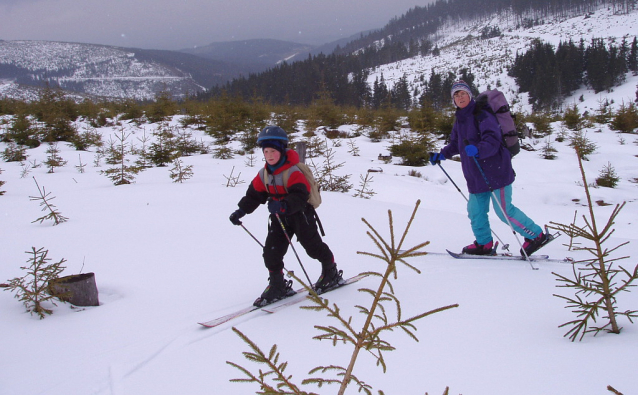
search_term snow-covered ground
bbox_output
[1,98,637,394]
[1,4,638,394]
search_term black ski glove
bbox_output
[229,209,245,225]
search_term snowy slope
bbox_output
[1,5,638,395]
[367,6,638,114]
[1,94,637,394]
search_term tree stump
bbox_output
[49,273,100,307]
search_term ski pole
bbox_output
[240,223,298,276]
[274,213,313,286]
[463,140,535,268]
[241,224,264,248]
[437,162,509,251]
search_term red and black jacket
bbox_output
[237,149,310,216]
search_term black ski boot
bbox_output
[462,240,495,255]
[520,232,548,257]
[253,271,296,307]
[314,263,344,294]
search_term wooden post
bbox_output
[295,141,307,164]
[49,273,100,307]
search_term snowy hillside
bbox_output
[1,83,638,394]
[0,40,228,101]
[368,6,638,114]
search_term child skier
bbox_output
[229,126,343,306]
[429,81,547,257]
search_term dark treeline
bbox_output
[202,0,636,109]
[510,36,638,110]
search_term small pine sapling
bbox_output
[148,122,177,166]
[223,166,245,187]
[569,130,597,160]
[305,136,326,158]
[30,177,68,225]
[169,158,194,183]
[352,172,376,199]
[75,154,87,173]
[540,139,558,160]
[101,129,143,185]
[174,127,201,157]
[69,125,103,151]
[239,128,259,152]
[4,247,67,319]
[20,162,32,179]
[1,142,28,162]
[244,154,258,167]
[93,148,105,167]
[313,147,352,193]
[134,128,153,169]
[227,201,458,394]
[43,143,68,173]
[346,138,360,156]
[549,150,638,341]
[212,143,234,159]
[595,162,620,188]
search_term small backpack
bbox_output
[260,162,322,209]
[474,89,530,157]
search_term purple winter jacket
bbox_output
[440,99,515,194]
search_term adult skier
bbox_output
[429,81,547,256]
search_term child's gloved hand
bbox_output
[267,200,287,215]
[229,209,245,225]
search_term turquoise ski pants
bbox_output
[467,184,542,245]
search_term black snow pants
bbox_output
[262,204,334,273]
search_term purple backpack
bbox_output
[474,89,529,157]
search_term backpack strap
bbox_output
[312,206,325,236]
[259,167,291,196]
[473,109,504,145]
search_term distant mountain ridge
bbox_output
[0,40,251,101]
[180,32,377,68]
[0,36,351,101]
[180,39,314,72]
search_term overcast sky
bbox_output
[0,0,433,50]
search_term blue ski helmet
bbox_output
[257,126,288,148]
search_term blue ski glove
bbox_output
[429,152,445,165]
[229,209,245,225]
[464,144,479,157]
[267,200,287,215]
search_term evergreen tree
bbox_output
[510,39,560,110]
[5,247,67,319]
[585,38,614,93]
[371,76,389,109]
[391,75,412,110]
[628,37,638,75]
[610,102,638,133]
[556,40,584,96]
[5,113,40,148]
[147,89,178,123]
[43,143,68,173]
[101,129,143,185]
